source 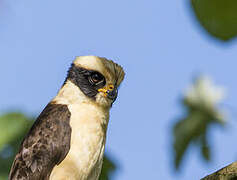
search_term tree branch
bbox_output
[201,161,237,180]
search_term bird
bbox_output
[9,56,125,180]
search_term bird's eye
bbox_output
[89,72,105,85]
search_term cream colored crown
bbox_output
[73,56,125,87]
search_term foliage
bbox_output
[99,155,116,180]
[191,0,237,41]
[173,76,226,169]
[0,113,34,178]
[0,112,116,180]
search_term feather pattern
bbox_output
[9,103,71,180]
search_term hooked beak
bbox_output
[98,84,118,102]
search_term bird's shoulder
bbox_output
[9,103,72,180]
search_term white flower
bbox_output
[184,75,227,123]
[185,75,225,107]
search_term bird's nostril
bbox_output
[108,85,114,90]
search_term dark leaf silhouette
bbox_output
[99,155,116,180]
[191,0,237,41]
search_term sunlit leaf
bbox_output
[0,175,8,180]
[0,112,33,178]
[0,113,33,150]
[191,0,237,41]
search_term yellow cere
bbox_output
[98,84,114,97]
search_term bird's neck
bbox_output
[53,80,89,105]
[52,80,110,126]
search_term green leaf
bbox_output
[0,113,33,150]
[0,175,8,180]
[173,98,224,170]
[191,0,237,41]
[0,112,34,178]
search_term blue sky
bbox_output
[1,0,237,179]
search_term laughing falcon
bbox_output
[9,56,125,180]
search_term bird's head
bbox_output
[66,56,125,108]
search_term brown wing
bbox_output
[9,103,72,180]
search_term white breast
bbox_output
[49,81,109,180]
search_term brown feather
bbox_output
[9,103,71,180]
